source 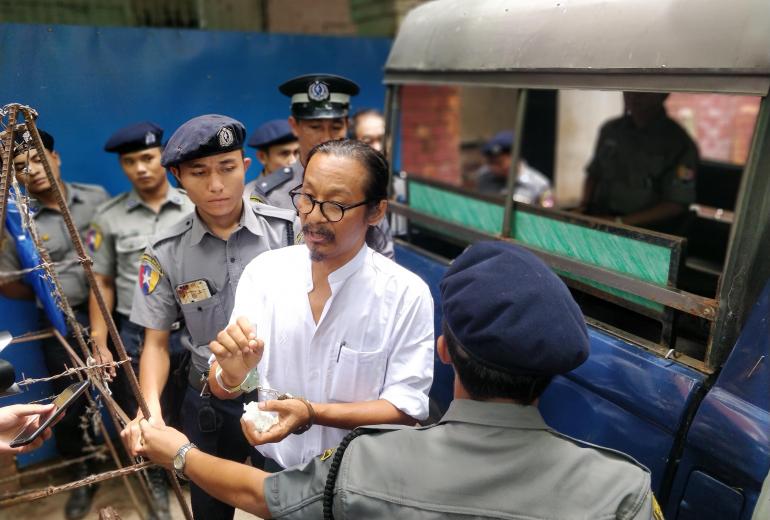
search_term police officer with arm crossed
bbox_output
[87,122,194,518]
[245,73,395,258]
[137,239,661,519]
[120,114,298,520]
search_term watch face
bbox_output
[173,453,184,471]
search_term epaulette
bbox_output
[69,181,109,194]
[149,210,195,246]
[93,192,129,215]
[250,200,297,223]
[252,166,294,195]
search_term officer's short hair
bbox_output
[443,321,553,404]
[305,138,388,210]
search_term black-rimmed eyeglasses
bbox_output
[288,184,370,223]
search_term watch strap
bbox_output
[174,442,197,480]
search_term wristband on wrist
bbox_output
[277,394,315,435]
[215,365,246,394]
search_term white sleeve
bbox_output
[378,280,435,421]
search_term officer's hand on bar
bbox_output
[210,316,264,385]
[121,411,165,458]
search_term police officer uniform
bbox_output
[128,115,299,520]
[261,242,658,519]
[249,74,395,259]
[0,130,109,518]
[585,112,697,221]
[476,130,554,207]
[244,119,298,199]
[89,122,194,421]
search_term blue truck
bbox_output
[383,1,770,518]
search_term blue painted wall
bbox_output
[0,23,392,465]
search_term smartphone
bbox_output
[9,380,89,448]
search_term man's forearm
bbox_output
[185,448,271,518]
[0,280,35,300]
[313,399,416,430]
[138,337,171,418]
[88,276,115,346]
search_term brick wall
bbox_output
[667,94,760,164]
[266,0,356,35]
[400,85,462,184]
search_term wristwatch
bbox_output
[215,365,260,394]
[173,442,197,481]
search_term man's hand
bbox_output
[136,419,190,470]
[121,410,165,457]
[209,316,264,386]
[0,403,56,454]
[92,340,116,379]
[240,399,311,446]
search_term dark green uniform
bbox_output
[586,113,697,216]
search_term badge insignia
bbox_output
[320,448,335,461]
[249,194,266,204]
[175,279,213,304]
[218,126,235,148]
[85,225,102,252]
[144,131,157,146]
[139,253,163,295]
[294,230,304,245]
[307,81,330,102]
[42,234,50,241]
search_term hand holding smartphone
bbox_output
[6,381,89,450]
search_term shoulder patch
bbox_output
[319,448,335,461]
[249,193,267,204]
[652,493,664,520]
[294,230,304,245]
[139,253,163,295]
[85,224,103,253]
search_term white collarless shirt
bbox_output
[230,244,434,468]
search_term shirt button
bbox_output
[230,257,236,263]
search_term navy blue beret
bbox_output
[279,73,359,120]
[482,130,514,156]
[161,114,245,168]
[104,121,163,154]
[440,241,589,376]
[247,119,296,150]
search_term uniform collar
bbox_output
[125,185,185,211]
[29,181,77,216]
[189,196,263,245]
[438,399,550,431]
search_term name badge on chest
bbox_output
[176,279,216,304]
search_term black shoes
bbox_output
[147,466,171,520]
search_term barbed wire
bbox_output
[16,359,130,387]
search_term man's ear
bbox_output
[437,335,452,366]
[170,167,182,188]
[288,116,300,138]
[243,156,252,172]
[256,149,268,166]
[366,199,387,226]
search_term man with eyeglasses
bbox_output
[200,138,434,472]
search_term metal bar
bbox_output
[0,105,18,245]
[709,96,770,369]
[390,202,718,320]
[9,329,55,343]
[384,84,401,199]
[502,89,528,237]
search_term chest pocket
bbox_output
[116,235,147,275]
[328,345,388,403]
[179,294,228,348]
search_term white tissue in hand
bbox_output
[242,401,278,433]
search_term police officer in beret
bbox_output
[87,121,194,519]
[476,130,554,207]
[0,129,109,519]
[120,114,299,520]
[245,119,299,190]
[136,240,660,520]
[247,73,394,259]
[582,92,698,231]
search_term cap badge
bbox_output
[218,126,235,148]
[144,131,157,146]
[307,81,330,102]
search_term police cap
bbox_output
[104,121,163,155]
[279,73,359,120]
[482,130,514,156]
[440,241,589,376]
[7,129,54,161]
[161,114,246,168]
[247,119,297,150]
